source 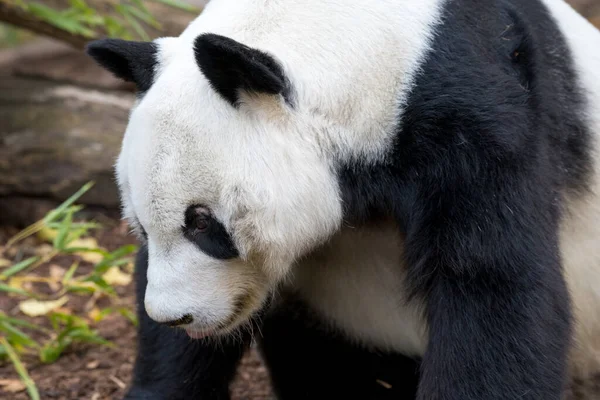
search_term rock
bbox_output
[0,38,134,91]
[568,0,600,28]
[0,74,133,219]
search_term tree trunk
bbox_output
[0,0,198,49]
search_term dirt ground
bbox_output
[0,218,273,400]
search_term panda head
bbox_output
[84,0,423,338]
[85,33,347,338]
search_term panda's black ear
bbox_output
[85,38,157,92]
[194,33,290,107]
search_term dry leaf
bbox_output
[68,281,99,291]
[78,252,104,264]
[9,276,54,292]
[19,296,69,317]
[86,360,100,369]
[49,264,65,279]
[88,307,102,322]
[8,277,29,291]
[33,244,54,257]
[69,237,99,249]
[48,264,66,292]
[0,379,26,393]
[102,267,132,286]
[48,264,65,291]
[0,258,11,268]
[123,262,135,274]
[36,226,58,242]
[69,238,105,264]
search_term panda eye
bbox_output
[185,205,212,233]
[194,207,211,232]
[183,204,239,259]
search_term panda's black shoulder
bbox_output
[338,0,593,226]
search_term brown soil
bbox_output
[0,218,273,400]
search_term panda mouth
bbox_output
[184,328,214,339]
[183,318,243,339]
[183,292,256,339]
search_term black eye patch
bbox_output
[183,205,239,260]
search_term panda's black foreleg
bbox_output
[124,244,249,400]
[258,296,420,400]
[402,171,572,399]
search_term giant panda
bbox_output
[85,0,600,398]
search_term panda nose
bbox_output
[160,314,194,327]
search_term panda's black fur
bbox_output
[86,0,600,399]
[86,39,158,95]
[332,2,583,398]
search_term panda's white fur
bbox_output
[541,0,600,380]
[293,219,429,357]
[116,0,444,335]
[109,0,600,394]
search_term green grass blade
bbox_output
[43,181,95,224]
[0,313,50,333]
[130,0,150,13]
[0,337,40,400]
[117,307,138,326]
[68,0,91,11]
[64,247,109,256]
[108,244,137,260]
[92,244,137,274]
[4,220,45,249]
[0,283,30,296]
[47,222,100,230]
[0,256,40,280]
[117,5,150,40]
[39,342,65,364]
[150,0,200,13]
[53,210,74,250]
[63,262,80,283]
[26,3,96,37]
[0,322,39,348]
[63,327,112,346]
[124,3,161,29]
[82,275,116,296]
